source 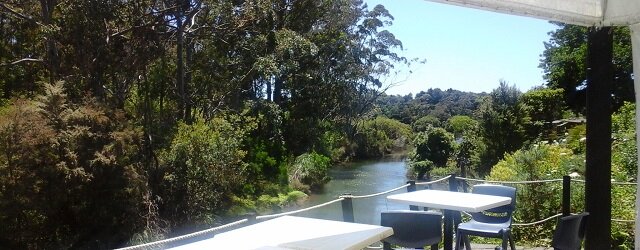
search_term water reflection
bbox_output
[297,159,410,225]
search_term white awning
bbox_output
[424,0,640,26]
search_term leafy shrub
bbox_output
[488,144,584,244]
[411,127,455,167]
[159,115,249,227]
[565,124,586,154]
[409,160,435,180]
[288,152,331,192]
[0,83,150,249]
[612,102,637,180]
[353,116,412,158]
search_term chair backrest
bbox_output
[381,210,442,248]
[470,184,517,224]
[551,212,589,250]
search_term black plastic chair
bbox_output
[551,212,589,250]
[455,184,517,250]
[381,210,442,250]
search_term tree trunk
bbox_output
[176,16,186,121]
[39,0,58,84]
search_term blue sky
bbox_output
[364,0,559,95]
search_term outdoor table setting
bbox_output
[167,215,394,250]
[386,189,512,250]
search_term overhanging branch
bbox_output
[1,58,44,66]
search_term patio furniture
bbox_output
[551,212,589,250]
[381,210,442,250]
[455,184,517,250]
[167,215,394,250]
[386,189,511,250]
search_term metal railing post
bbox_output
[407,181,418,211]
[449,174,458,192]
[563,175,571,216]
[442,174,458,250]
[341,193,354,222]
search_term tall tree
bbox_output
[477,81,528,174]
[540,23,633,113]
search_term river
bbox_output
[296,158,411,225]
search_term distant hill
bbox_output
[375,88,487,124]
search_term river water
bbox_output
[296,159,411,225]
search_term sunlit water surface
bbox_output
[296,159,410,225]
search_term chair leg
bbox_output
[508,232,516,250]
[464,235,471,250]
[430,244,438,250]
[501,232,508,250]
[455,230,462,250]
[383,241,392,250]
[454,229,469,250]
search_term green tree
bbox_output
[520,87,566,142]
[540,23,633,113]
[446,115,477,139]
[412,115,441,132]
[477,81,527,174]
[353,116,412,158]
[412,127,455,167]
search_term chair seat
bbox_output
[458,220,511,237]
[382,210,442,249]
[385,236,441,248]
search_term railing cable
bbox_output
[456,176,563,184]
[571,179,637,185]
[612,218,635,223]
[512,214,563,226]
[256,198,345,220]
[415,175,451,186]
[115,218,249,250]
[339,184,411,199]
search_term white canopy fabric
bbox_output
[422,0,640,247]
[631,22,640,249]
[424,0,640,26]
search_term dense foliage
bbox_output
[486,102,637,248]
[353,116,412,159]
[1,1,637,248]
[375,88,485,125]
[0,0,410,248]
[540,24,633,113]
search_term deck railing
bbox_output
[117,174,636,249]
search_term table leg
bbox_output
[443,209,453,250]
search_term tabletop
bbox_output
[386,189,512,213]
[167,215,394,250]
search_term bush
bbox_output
[409,160,435,180]
[0,83,150,249]
[288,152,331,192]
[353,116,412,158]
[159,115,249,227]
[487,144,584,244]
[411,127,455,167]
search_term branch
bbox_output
[1,58,44,66]
[0,3,43,26]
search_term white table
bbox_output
[386,189,512,250]
[386,189,512,212]
[168,215,394,250]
